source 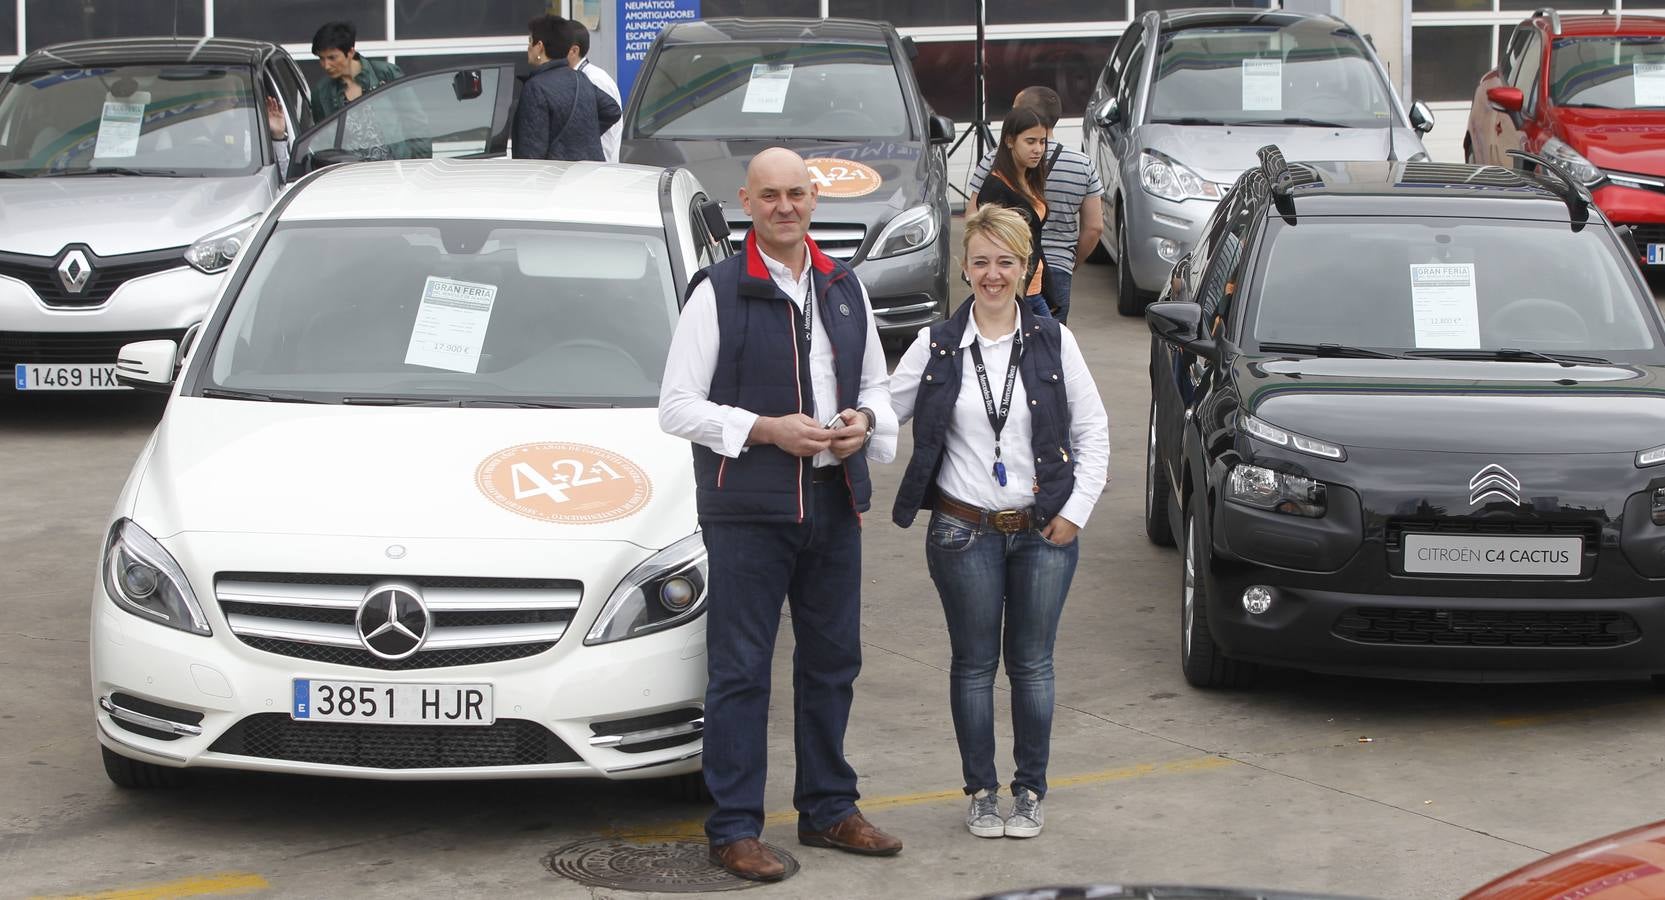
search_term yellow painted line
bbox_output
[31,872,269,900]
[610,754,1234,841]
[1492,697,1665,729]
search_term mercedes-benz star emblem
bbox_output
[1469,463,1522,507]
[355,583,431,660]
[57,248,92,294]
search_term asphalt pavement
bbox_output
[5,235,1665,900]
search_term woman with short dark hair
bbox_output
[513,14,620,161]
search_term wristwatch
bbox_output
[858,406,876,448]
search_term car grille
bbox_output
[216,572,581,671]
[0,247,186,308]
[728,224,866,261]
[0,329,187,367]
[1627,223,1665,246]
[1334,608,1640,647]
[1385,518,1601,551]
[207,714,582,768]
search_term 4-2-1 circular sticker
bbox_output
[803,158,883,198]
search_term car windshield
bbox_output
[633,42,911,140]
[0,64,261,176]
[1148,24,1394,127]
[203,220,679,406]
[1550,35,1665,109]
[1248,218,1657,357]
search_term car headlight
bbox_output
[1636,444,1665,468]
[1140,150,1221,202]
[101,519,211,635]
[1242,413,1346,461]
[1227,464,1327,518]
[1540,138,1603,187]
[867,204,938,260]
[585,532,709,644]
[185,213,261,274]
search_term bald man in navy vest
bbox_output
[659,148,902,881]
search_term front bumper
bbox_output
[853,236,949,338]
[1123,190,1219,294]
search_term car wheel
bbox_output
[101,745,189,789]
[664,769,712,803]
[1116,209,1146,316]
[1181,495,1256,689]
[1144,397,1174,546]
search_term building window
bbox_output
[913,36,1118,123]
[708,0,820,16]
[393,52,526,76]
[1135,0,1271,12]
[988,0,1131,25]
[25,0,204,49]
[1411,24,1492,101]
[828,1,970,28]
[394,1,549,40]
[1,9,15,55]
[214,0,386,46]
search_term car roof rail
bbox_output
[1533,6,1562,35]
[1505,148,1590,229]
[1256,144,1298,222]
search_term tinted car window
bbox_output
[1550,35,1665,109]
[1249,218,1656,354]
[634,42,911,140]
[207,221,679,406]
[0,65,261,176]
[1147,24,1393,127]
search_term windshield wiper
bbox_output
[1256,341,1407,360]
[1559,102,1617,109]
[456,398,617,409]
[0,170,30,178]
[1230,117,1351,128]
[55,166,189,177]
[1406,347,1614,366]
[200,387,320,403]
[1151,116,1231,126]
[341,396,458,406]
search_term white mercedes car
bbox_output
[91,158,733,790]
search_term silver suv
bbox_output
[1084,8,1435,315]
[0,38,514,393]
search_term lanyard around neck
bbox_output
[968,328,1022,486]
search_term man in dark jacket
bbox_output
[514,15,620,162]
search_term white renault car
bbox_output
[91,158,733,790]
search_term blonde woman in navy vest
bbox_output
[890,205,1109,839]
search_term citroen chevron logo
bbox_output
[57,248,91,294]
[1469,463,1522,507]
[355,583,430,660]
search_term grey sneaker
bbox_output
[966,788,1004,838]
[1005,787,1043,838]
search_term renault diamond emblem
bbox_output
[57,248,92,294]
[1469,463,1522,507]
[355,583,431,660]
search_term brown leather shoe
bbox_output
[798,811,903,856]
[707,837,787,882]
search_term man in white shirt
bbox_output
[659,147,901,882]
[564,22,622,163]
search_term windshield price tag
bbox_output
[741,63,794,114]
[404,276,498,374]
[1409,263,1481,349]
[93,92,149,159]
[1241,59,1283,111]
[1635,63,1665,106]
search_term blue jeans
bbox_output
[1043,265,1073,324]
[923,510,1079,798]
[1024,293,1054,320]
[699,480,864,846]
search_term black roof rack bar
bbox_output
[1505,148,1590,227]
[1533,6,1562,35]
[1257,144,1298,222]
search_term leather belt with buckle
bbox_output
[934,494,1032,534]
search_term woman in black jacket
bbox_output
[513,15,620,162]
[972,106,1053,319]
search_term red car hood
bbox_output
[1559,107,1665,176]
[1463,818,1665,899]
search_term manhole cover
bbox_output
[544,836,799,892]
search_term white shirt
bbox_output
[578,58,622,164]
[659,242,897,469]
[890,302,1110,527]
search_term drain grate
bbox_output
[544,836,799,892]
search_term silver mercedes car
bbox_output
[1084,8,1434,315]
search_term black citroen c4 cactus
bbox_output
[1146,146,1665,688]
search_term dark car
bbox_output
[1145,146,1665,687]
[620,17,956,337]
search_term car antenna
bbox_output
[1506,148,1590,230]
[1385,123,1397,162]
[1257,144,1298,224]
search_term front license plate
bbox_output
[14,363,127,390]
[1649,243,1665,266]
[292,679,493,725]
[1402,534,1582,576]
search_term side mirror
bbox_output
[699,199,730,242]
[1616,224,1644,266]
[928,113,956,145]
[179,322,203,366]
[291,147,359,179]
[1409,99,1436,134]
[453,69,484,102]
[1094,96,1121,128]
[115,340,178,392]
[1486,86,1524,114]
[1146,301,1216,358]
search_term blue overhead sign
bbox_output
[617,0,700,100]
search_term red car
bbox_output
[1466,9,1665,264]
